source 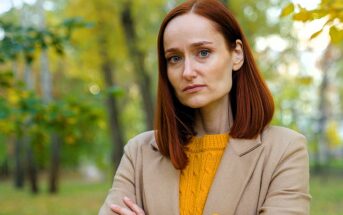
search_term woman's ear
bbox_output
[232,39,244,71]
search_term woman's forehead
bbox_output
[163,13,223,50]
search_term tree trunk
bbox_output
[22,61,40,194]
[37,0,52,103]
[41,50,52,102]
[24,63,34,90]
[14,136,25,188]
[21,6,34,91]
[120,2,154,130]
[40,50,60,193]
[26,136,39,194]
[314,45,334,171]
[18,0,39,193]
[49,133,60,193]
[0,158,10,178]
[12,60,18,81]
[316,70,329,167]
[97,33,125,170]
[36,0,60,193]
[13,58,24,188]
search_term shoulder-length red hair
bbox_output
[154,0,274,169]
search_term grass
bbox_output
[0,173,110,215]
[1,173,343,214]
[310,174,343,215]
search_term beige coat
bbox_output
[99,126,311,215]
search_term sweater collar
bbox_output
[150,133,262,157]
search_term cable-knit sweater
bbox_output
[179,134,229,215]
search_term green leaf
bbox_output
[280,3,295,17]
[0,98,11,119]
[106,86,125,97]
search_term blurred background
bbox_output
[0,0,342,214]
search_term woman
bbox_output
[99,0,311,214]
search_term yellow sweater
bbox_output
[179,133,229,215]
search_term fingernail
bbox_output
[124,196,130,201]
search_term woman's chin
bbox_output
[180,100,207,109]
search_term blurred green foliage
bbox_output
[0,1,342,211]
[0,17,93,63]
[0,73,104,168]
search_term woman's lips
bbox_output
[182,84,206,93]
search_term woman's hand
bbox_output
[110,196,145,215]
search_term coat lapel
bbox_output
[143,141,180,215]
[203,135,264,215]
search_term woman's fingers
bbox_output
[123,197,145,215]
[110,204,135,215]
[109,197,144,215]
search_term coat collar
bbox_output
[147,134,263,214]
[144,138,180,215]
[229,134,262,156]
[150,138,158,150]
[203,136,264,214]
[150,134,262,156]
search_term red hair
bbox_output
[154,0,274,169]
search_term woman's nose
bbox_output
[182,57,197,80]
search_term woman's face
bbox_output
[163,13,243,109]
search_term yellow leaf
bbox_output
[293,9,311,21]
[310,29,323,40]
[8,90,19,105]
[326,121,341,148]
[97,120,106,129]
[0,120,14,134]
[332,0,343,9]
[311,9,328,19]
[66,118,77,125]
[280,3,295,17]
[296,76,313,85]
[329,26,343,44]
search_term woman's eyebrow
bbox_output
[165,41,213,54]
[165,48,179,55]
[191,41,213,47]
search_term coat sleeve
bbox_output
[98,140,138,215]
[259,134,312,215]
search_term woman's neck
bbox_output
[194,96,233,136]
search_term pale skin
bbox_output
[111,12,244,215]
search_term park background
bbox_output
[0,0,342,214]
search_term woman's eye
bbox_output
[199,50,210,58]
[168,56,181,64]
